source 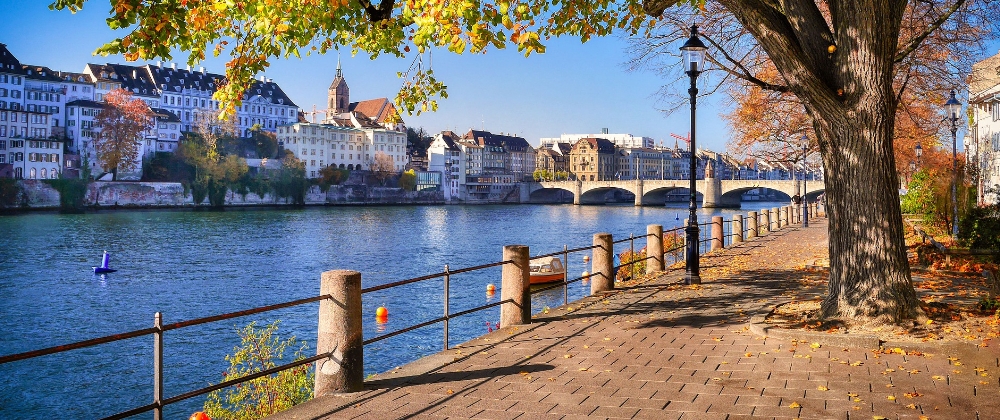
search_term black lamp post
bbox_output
[681,24,707,285]
[915,143,923,166]
[944,90,961,240]
[801,137,809,228]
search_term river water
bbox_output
[0,201,786,418]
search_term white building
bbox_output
[969,51,1000,205]
[276,122,368,178]
[427,131,462,200]
[541,132,655,149]
[0,44,63,179]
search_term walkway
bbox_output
[277,219,999,419]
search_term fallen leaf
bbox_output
[788,402,801,408]
[817,386,828,391]
[932,375,945,380]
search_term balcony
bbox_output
[25,83,66,94]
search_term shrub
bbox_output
[0,178,27,209]
[203,321,314,420]
[958,203,1000,257]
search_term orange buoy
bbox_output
[582,271,590,278]
[486,283,496,293]
[190,412,210,420]
[376,306,388,318]
[583,255,591,262]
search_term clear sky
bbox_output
[0,1,732,149]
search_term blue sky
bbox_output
[0,1,730,149]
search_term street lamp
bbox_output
[915,143,923,165]
[801,137,809,227]
[681,24,707,285]
[944,90,961,239]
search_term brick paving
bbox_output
[276,218,1000,419]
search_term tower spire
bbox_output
[336,54,342,78]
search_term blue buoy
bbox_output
[93,250,117,274]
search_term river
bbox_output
[0,201,787,418]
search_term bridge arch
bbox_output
[579,186,637,205]
[527,186,575,203]
[641,186,702,206]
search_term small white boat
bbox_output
[529,257,565,285]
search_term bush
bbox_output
[44,177,89,212]
[0,178,26,209]
[203,321,314,420]
[958,203,1000,255]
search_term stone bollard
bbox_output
[592,233,614,294]
[792,204,800,224]
[500,245,530,328]
[732,216,743,244]
[316,270,364,396]
[770,208,779,231]
[748,211,758,239]
[711,216,724,251]
[646,225,664,274]
[761,209,771,234]
[780,206,788,228]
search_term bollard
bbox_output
[316,270,364,396]
[711,216,724,251]
[770,208,779,231]
[780,206,788,228]
[500,245,530,328]
[792,204,799,224]
[647,225,664,273]
[592,233,614,294]
[748,211,758,239]
[732,216,743,244]
[762,209,771,234]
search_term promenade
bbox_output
[276,218,999,419]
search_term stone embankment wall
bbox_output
[16,181,444,209]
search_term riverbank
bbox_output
[275,217,1000,420]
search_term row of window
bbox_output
[26,104,59,114]
[0,74,24,85]
[26,91,60,102]
[0,88,21,98]
[0,101,23,110]
[27,152,59,162]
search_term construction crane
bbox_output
[670,132,691,150]
[302,104,328,123]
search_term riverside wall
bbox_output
[14,180,445,209]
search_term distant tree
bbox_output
[399,169,417,191]
[93,89,152,180]
[316,164,348,192]
[554,171,570,181]
[273,152,308,205]
[179,110,246,206]
[368,152,397,186]
[533,168,552,181]
[252,129,279,159]
[406,127,433,158]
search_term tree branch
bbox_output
[895,0,967,63]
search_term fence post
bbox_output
[711,216,724,251]
[781,206,788,228]
[592,233,614,294]
[732,216,743,244]
[316,269,363,396]
[153,312,163,420]
[647,224,664,273]
[771,207,779,230]
[748,211,758,239]
[500,245,530,328]
[762,210,771,234]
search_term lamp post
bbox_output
[681,24,707,285]
[944,90,961,240]
[801,137,809,227]
[915,143,923,166]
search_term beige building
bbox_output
[569,137,616,181]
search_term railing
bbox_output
[0,206,818,419]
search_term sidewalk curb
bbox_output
[748,315,881,348]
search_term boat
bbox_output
[529,256,565,285]
[93,251,117,274]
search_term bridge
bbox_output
[521,178,824,208]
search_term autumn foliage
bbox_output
[93,89,153,180]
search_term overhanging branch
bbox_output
[895,0,966,63]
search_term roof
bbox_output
[85,63,160,97]
[0,43,22,74]
[574,137,616,154]
[150,108,181,123]
[66,99,106,109]
[436,131,461,149]
[21,64,62,82]
[971,50,1000,96]
[463,130,533,152]
[349,98,398,125]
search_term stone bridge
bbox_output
[521,178,825,208]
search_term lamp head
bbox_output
[944,90,962,120]
[680,24,708,75]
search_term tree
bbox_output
[93,89,152,180]
[252,129,279,159]
[316,164,349,192]
[178,109,247,207]
[203,321,313,420]
[406,127,433,158]
[367,151,397,187]
[399,169,417,191]
[55,0,998,325]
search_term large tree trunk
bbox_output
[713,0,921,325]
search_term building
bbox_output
[969,51,1000,204]
[276,122,367,178]
[427,131,462,200]
[463,130,534,183]
[146,108,182,156]
[569,137,616,181]
[615,147,676,180]
[541,131,655,150]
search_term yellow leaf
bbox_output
[887,395,896,401]
[563,354,573,358]
[817,386,828,391]
[810,342,821,349]
[932,375,945,380]
[788,402,801,408]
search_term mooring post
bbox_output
[500,245,530,328]
[732,216,743,244]
[748,211,758,239]
[711,216,724,251]
[316,270,364,395]
[592,233,614,294]
[770,207,779,230]
[647,224,664,273]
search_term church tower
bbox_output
[328,57,350,114]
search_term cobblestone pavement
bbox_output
[276,218,1000,419]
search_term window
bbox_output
[41,168,47,178]
[29,168,36,178]
[0,153,4,164]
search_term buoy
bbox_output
[583,255,590,262]
[582,271,590,278]
[190,412,210,420]
[376,306,388,318]
[486,284,496,293]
